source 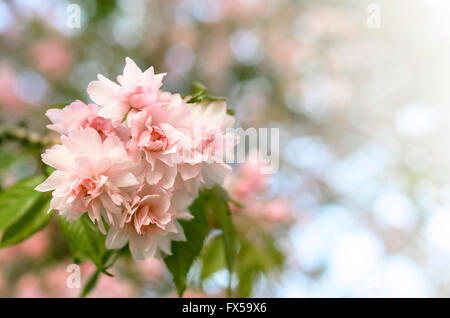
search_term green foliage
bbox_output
[0,176,46,231]
[0,194,53,247]
[206,186,237,277]
[81,0,118,25]
[200,232,284,297]
[0,149,15,177]
[200,234,226,281]
[44,103,67,110]
[58,214,112,273]
[199,233,284,297]
[45,166,56,176]
[0,175,54,248]
[164,192,210,297]
[186,82,227,104]
[80,269,101,298]
[185,82,235,116]
[199,205,284,298]
[164,185,238,297]
[236,234,284,297]
[0,176,44,231]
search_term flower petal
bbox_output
[106,226,129,250]
[35,170,68,192]
[110,172,138,188]
[41,145,76,171]
[98,100,130,122]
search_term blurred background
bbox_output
[1,0,450,297]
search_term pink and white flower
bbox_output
[46,100,129,141]
[87,57,166,122]
[126,93,192,189]
[105,185,191,260]
[176,100,237,194]
[35,127,140,232]
[36,58,238,260]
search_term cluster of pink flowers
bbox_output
[225,160,291,225]
[36,58,236,260]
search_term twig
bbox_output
[0,124,58,147]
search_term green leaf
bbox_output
[0,175,45,231]
[200,235,226,281]
[226,109,235,116]
[0,194,53,247]
[235,234,284,297]
[164,194,209,297]
[237,267,255,298]
[186,82,227,104]
[229,197,245,209]
[209,185,237,275]
[45,103,67,110]
[191,82,207,96]
[195,185,238,297]
[79,248,125,298]
[45,166,56,176]
[240,235,284,272]
[58,214,108,269]
[209,200,236,273]
[80,269,101,298]
[0,149,16,175]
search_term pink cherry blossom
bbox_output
[126,93,192,189]
[30,39,72,78]
[45,100,129,141]
[36,58,238,260]
[35,127,140,232]
[87,57,166,122]
[263,200,291,223]
[105,185,191,260]
[0,65,25,111]
[16,274,45,298]
[227,161,268,201]
[176,100,237,194]
[224,158,292,227]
